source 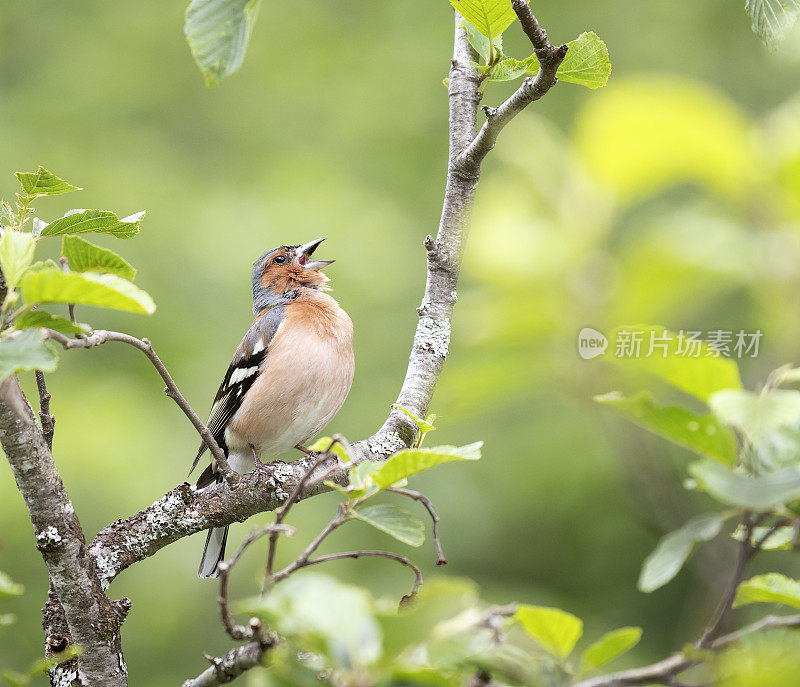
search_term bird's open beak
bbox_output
[297,238,334,270]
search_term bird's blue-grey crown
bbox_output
[251,238,332,315]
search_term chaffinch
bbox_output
[191,238,354,578]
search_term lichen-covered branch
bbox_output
[0,376,128,686]
[181,639,274,687]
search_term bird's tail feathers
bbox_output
[198,526,228,578]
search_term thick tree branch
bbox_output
[0,376,128,686]
[574,614,800,687]
[181,639,273,687]
[44,329,232,479]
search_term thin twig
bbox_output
[44,329,233,479]
[218,524,293,641]
[282,550,422,597]
[387,486,447,565]
[697,513,768,648]
[34,371,55,450]
[181,638,274,687]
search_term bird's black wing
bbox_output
[190,305,286,481]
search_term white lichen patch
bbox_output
[63,503,75,515]
[89,547,122,590]
[36,526,62,547]
[49,665,81,687]
[368,432,404,456]
[414,316,450,358]
[267,462,296,500]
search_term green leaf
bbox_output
[581,627,642,673]
[461,20,503,64]
[734,573,800,610]
[39,209,145,239]
[0,200,14,228]
[689,460,800,509]
[488,56,536,82]
[15,311,90,336]
[239,572,381,668]
[61,236,136,280]
[371,442,482,489]
[0,571,24,598]
[746,0,800,51]
[21,268,156,315]
[556,32,611,89]
[0,231,36,287]
[185,0,262,87]
[0,330,60,383]
[515,605,583,659]
[608,325,742,402]
[14,167,81,199]
[450,0,516,42]
[350,504,425,547]
[519,32,610,89]
[638,512,729,592]
[392,405,436,435]
[709,389,800,444]
[596,391,737,465]
[306,436,350,461]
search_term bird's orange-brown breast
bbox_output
[226,290,354,454]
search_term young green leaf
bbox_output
[39,209,145,239]
[580,626,642,673]
[0,200,14,228]
[15,311,90,336]
[595,391,736,465]
[0,231,37,287]
[0,571,24,598]
[21,268,156,315]
[61,236,136,280]
[350,504,425,547]
[306,436,350,461]
[515,605,583,659]
[746,0,800,52]
[689,460,800,509]
[638,512,729,592]
[461,20,503,64]
[371,442,482,489]
[14,167,81,199]
[734,573,800,610]
[709,389,800,444]
[608,325,742,402]
[185,0,262,88]
[488,56,536,82]
[0,330,60,383]
[555,32,611,89]
[450,0,516,42]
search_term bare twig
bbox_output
[280,550,422,597]
[265,440,342,577]
[44,328,233,479]
[218,524,293,641]
[34,370,55,450]
[574,614,800,687]
[387,486,447,565]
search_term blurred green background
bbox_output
[3,1,800,684]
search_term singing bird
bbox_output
[191,238,354,577]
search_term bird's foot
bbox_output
[294,444,315,456]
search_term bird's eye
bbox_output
[273,255,287,265]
